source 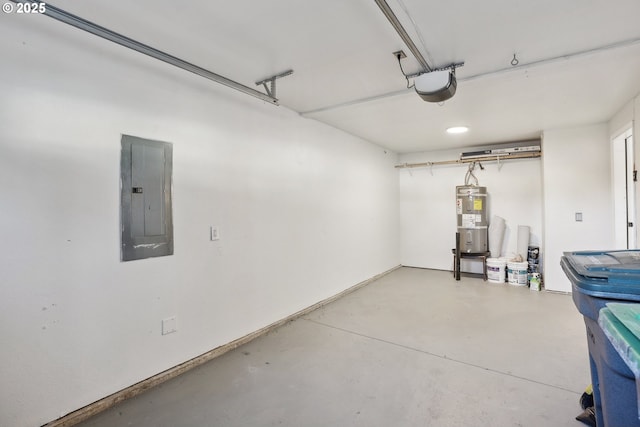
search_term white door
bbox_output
[613,129,636,249]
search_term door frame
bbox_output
[612,125,636,249]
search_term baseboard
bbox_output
[544,289,571,295]
[42,265,401,427]
[400,265,453,273]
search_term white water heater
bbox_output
[456,186,488,253]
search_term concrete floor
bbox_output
[76,267,589,427]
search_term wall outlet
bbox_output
[210,226,220,241]
[162,316,177,335]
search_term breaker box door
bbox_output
[121,135,173,261]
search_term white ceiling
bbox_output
[49,0,640,153]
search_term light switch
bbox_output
[575,212,583,222]
[210,226,220,241]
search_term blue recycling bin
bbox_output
[561,250,640,427]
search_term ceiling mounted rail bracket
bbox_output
[255,69,294,99]
[404,62,465,79]
[433,62,465,73]
[10,0,280,105]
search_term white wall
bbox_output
[399,149,542,272]
[609,96,637,138]
[541,124,614,292]
[0,16,400,427]
[401,123,617,293]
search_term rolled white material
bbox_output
[517,225,530,261]
[489,216,506,258]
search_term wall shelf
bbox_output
[394,151,541,169]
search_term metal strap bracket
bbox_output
[255,70,294,99]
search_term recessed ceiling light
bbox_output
[446,126,469,134]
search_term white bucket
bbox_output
[486,258,506,283]
[507,261,528,286]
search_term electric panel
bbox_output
[120,135,173,261]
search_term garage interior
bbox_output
[75,268,588,427]
[1,0,640,426]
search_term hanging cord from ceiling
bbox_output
[394,51,463,90]
[395,51,415,89]
[464,161,484,186]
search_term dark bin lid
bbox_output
[561,250,640,298]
